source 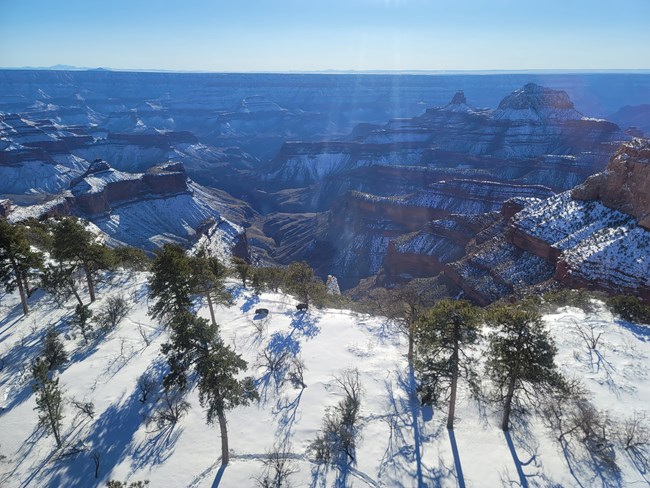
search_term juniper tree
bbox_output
[485,304,564,431]
[283,261,325,306]
[251,267,285,294]
[32,358,64,448]
[51,217,112,303]
[111,246,151,272]
[70,304,93,344]
[148,244,193,323]
[415,299,481,429]
[160,311,257,465]
[0,219,43,315]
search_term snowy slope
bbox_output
[1,271,649,487]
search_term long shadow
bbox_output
[615,319,650,342]
[274,389,304,443]
[290,312,321,339]
[504,430,533,488]
[211,465,227,488]
[408,365,426,487]
[448,429,466,488]
[240,294,260,313]
[34,364,163,487]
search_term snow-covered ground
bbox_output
[1,273,649,487]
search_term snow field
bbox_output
[0,274,649,487]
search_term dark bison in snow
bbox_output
[255,308,269,315]
[296,303,308,311]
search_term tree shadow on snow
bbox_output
[289,312,320,339]
[377,368,449,487]
[37,362,165,487]
[273,389,304,443]
[615,318,650,342]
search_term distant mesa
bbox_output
[492,83,583,121]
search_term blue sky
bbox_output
[1,0,649,71]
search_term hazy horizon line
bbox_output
[3,66,650,76]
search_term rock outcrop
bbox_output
[572,138,650,229]
[70,159,188,215]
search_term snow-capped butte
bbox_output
[492,83,585,121]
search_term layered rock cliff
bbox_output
[270,83,627,190]
[572,138,650,229]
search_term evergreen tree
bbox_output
[189,250,231,328]
[415,299,481,429]
[161,311,218,391]
[51,217,112,303]
[148,244,193,322]
[232,256,250,287]
[111,246,151,272]
[373,282,432,364]
[70,304,93,344]
[32,358,64,448]
[283,261,325,306]
[43,328,68,370]
[41,260,85,307]
[161,311,258,465]
[0,219,43,315]
[197,344,258,466]
[485,304,564,431]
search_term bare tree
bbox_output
[618,411,650,453]
[255,441,298,488]
[147,389,189,433]
[309,369,362,466]
[92,451,101,479]
[96,295,130,332]
[137,371,157,404]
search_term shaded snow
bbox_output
[1,275,649,487]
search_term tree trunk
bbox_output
[501,376,517,431]
[70,280,84,307]
[206,290,217,328]
[10,258,29,315]
[217,408,229,465]
[16,270,29,315]
[447,338,459,430]
[85,267,96,302]
[48,400,62,448]
[407,323,414,364]
[22,273,31,297]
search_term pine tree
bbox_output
[0,220,43,315]
[189,250,231,328]
[148,244,193,322]
[51,217,112,303]
[197,344,258,465]
[32,358,64,448]
[160,311,258,465]
[415,299,481,429]
[378,284,431,364]
[43,328,68,370]
[485,304,564,431]
[232,257,250,287]
[70,304,93,344]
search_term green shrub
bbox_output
[607,295,650,324]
